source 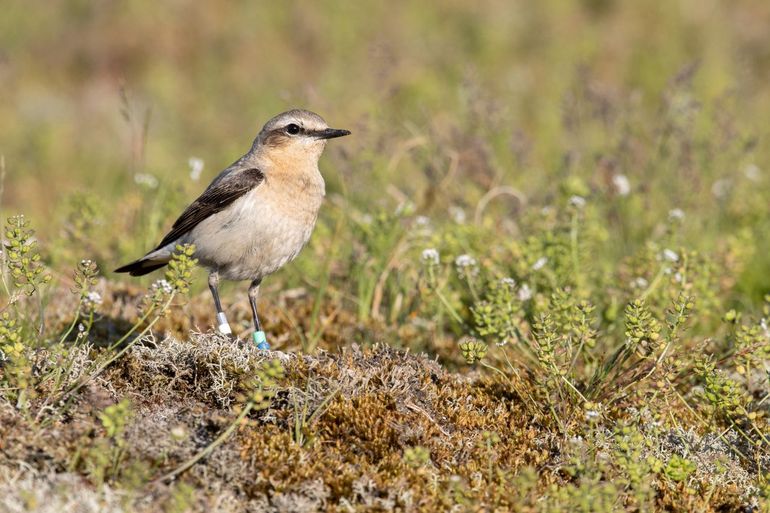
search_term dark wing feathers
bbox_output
[154,168,264,250]
[114,259,168,276]
[115,167,264,276]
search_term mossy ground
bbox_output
[0,286,765,512]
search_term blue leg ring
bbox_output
[253,330,270,350]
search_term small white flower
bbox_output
[455,254,479,278]
[517,284,532,301]
[500,277,516,288]
[584,410,600,421]
[134,173,158,189]
[86,291,102,305]
[612,174,631,196]
[412,216,433,236]
[448,206,466,224]
[188,157,204,181]
[151,279,173,294]
[711,178,731,198]
[632,277,649,289]
[532,257,548,271]
[455,254,477,268]
[673,272,683,283]
[569,195,586,209]
[661,249,679,263]
[744,164,761,182]
[78,323,85,332]
[421,248,439,265]
[668,208,685,222]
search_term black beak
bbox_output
[315,128,351,139]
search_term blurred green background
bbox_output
[1,0,769,297]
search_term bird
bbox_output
[115,109,350,349]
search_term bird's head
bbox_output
[253,109,350,165]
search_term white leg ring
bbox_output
[216,312,232,335]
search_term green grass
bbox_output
[1,1,770,511]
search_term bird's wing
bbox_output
[154,168,265,250]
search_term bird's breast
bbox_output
[189,181,324,281]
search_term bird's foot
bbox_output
[252,330,270,351]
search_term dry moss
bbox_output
[1,334,766,512]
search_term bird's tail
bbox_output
[115,248,172,276]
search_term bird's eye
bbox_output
[286,123,301,135]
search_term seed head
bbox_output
[459,337,488,364]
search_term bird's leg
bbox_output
[208,271,232,335]
[248,279,269,350]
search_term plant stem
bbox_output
[158,401,254,483]
[307,215,342,349]
[558,373,589,404]
[640,265,666,300]
[481,361,510,382]
[107,300,162,351]
[58,299,84,345]
[435,288,464,325]
[570,210,582,290]
[59,294,175,403]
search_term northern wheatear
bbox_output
[116,110,350,349]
